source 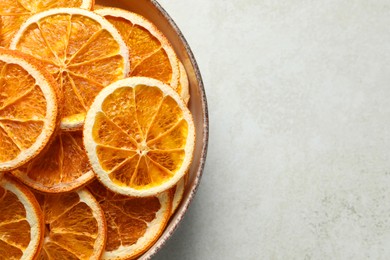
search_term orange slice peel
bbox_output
[178,61,190,104]
[170,175,187,216]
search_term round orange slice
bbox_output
[9,8,130,130]
[95,8,180,92]
[12,130,94,193]
[0,48,58,171]
[0,0,94,47]
[35,188,106,259]
[88,180,172,260]
[0,174,44,259]
[83,77,195,197]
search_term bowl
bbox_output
[96,0,209,258]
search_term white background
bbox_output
[155,1,390,259]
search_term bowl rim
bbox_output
[140,0,209,259]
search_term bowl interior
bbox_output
[96,0,208,258]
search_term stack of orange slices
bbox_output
[0,1,194,259]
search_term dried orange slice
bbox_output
[0,0,94,47]
[95,8,180,92]
[88,180,171,260]
[84,77,195,197]
[35,188,106,260]
[178,61,190,104]
[0,48,58,171]
[170,176,186,216]
[10,8,130,130]
[12,131,94,193]
[0,174,44,259]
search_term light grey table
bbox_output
[156,1,390,259]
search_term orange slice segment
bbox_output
[84,77,195,197]
[12,130,94,193]
[0,174,44,259]
[88,180,171,260]
[35,188,106,260]
[0,0,94,47]
[9,8,130,130]
[0,48,58,171]
[95,8,181,93]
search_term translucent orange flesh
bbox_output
[0,0,87,47]
[14,13,125,123]
[13,131,92,192]
[92,85,188,190]
[0,186,31,259]
[0,62,46,163]
[89,180,161,251]
[38,192,100,260]
[104,15,174,85]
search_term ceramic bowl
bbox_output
[97,0,209,258]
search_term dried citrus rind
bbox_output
[84,77,195,197]
[170,175,187,216]
[178,61,190,104]
[9,8,130,130]
[0,48,58,171]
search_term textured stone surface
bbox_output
[156,1,390,259]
